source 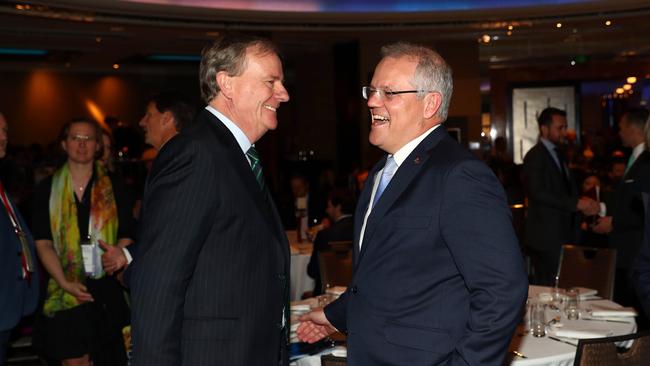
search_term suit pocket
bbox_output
[182,317,239,341]
[393,215,431,229]
[384,321,452,354]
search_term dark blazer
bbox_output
[523,141,579,253]
[632,193,650,320]
[324,127,528,365]
[307,215,354,295]
[611,150,650,269]
[130,109,290,366]
[1,187,39,332]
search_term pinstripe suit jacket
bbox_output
[130,109,290,366]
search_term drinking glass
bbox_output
[565,288,580,320]
[531,303,547,337]
[551,287,565,311]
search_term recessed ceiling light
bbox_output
[627,76,637,84]
[616,88,624,94]
[556,22,562,28]
[113,63,120,70]
[623,84,632,91]
[605,20,612,26]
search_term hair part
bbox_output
[537,107,567,128]
[380,42,454,121]
[199,34,280,104]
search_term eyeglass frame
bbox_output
[361,86,434,101]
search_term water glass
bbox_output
[565,288,580,320]
[530,303,547,337]
[551,287,565,311]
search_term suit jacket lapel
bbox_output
[353,158,383,265]
[356,126,447,267]
[202,110,286,246]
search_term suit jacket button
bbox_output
[351,286,358,294]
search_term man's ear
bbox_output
[540,125,549,138]
[216,71,233,99]
[423,92,442,119]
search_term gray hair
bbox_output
[199,34,279,104]
[380,42,453,121]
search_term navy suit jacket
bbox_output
[324,126,528,365]
[0,187,39,332]
[633,192,650,319]
[130,109,290,366]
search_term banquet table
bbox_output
[507,285,637,366]
[287,230,315,301]
[290,285,638,366]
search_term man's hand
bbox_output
[592,216,613,234]
[296,309,337,343]
[61,280,94,303]
[577,197,600,216]
[99,240,128,275]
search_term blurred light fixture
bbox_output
[605,20,612,26]
[615,88,624,94]
[507,31,512,36]
[623,84,632,91]
[570,60,576,66]
[95,37,102,43]
[481,34,491,43]
[112,63,120,70]
[492,35,499,41]
[508,25,514,30]
[556,22,562,28]
[627,76,637,84]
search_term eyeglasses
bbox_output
[362,86,424,101]
[69,134,95,142]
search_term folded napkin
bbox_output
[291,304,311,313]
[554,328,613,339]
[591,307,638,317]
[572,287,598,299]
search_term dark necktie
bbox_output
[246,146,266,191]
[554,147,570,189]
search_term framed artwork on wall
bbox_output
[509,84,579,164]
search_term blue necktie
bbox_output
[372,156,397,208]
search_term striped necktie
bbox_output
[246,146,266,191]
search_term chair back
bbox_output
[574,331,650,366]
[321,354,347,366]
[557,244,616,300]
[318,240,353,293]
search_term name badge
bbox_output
[81,238,103,278]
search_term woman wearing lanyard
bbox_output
[32,118,134,366]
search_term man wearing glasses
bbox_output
[297,42,528,365]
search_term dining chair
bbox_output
[556,244,617,300]
[318,240,353,293]
[573,331,650,366]
[321,354,347,366]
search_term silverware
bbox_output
[581,317,632,324]
[511,350,528,358]
[548,336,577,347]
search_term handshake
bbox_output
[577,197,613,234]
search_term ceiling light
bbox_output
[627,76,637,84]
[570,60,576,66]
[507,31,512,36]
[481,34,491,43]
[492,36,499,41]
[605,20,612,26]
[615,88,624,94]
[113,63,120,70]
[556,22,562,28]
[623,84,632,91]
[507,25,513,30]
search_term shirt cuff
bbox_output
[122,247,133,265]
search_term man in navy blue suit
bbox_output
[0,113,39,364]
[297,43,528,365]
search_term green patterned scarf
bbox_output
[44,162,118,317]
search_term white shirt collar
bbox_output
[205,105,251,155]
[631,142,646,163]
[392,124,440,167]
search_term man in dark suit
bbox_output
[633,192,650,322]
[594,108,650,309]
[297,42,528,365]
[307,188,355,295]
[0,113,39,364]
[130,35,291,365]
[523,107,599,286]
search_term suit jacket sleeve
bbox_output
[633,196,650,317]
[440,160,528,365]
[130,139,218,365]
[523,146,578,212]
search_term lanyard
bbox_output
[0,181,21,231]
[0,181,35,278]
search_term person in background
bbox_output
[307,188,355,296]
[523,107,599,285]
[632,115,650,326]
[100,130,115,173]
[594,108,650,318]
[0,112,39,365]
[129,35,291,365]
[32,118,134,366]
[297,42,527,365]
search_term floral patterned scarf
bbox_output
[43,162,118,317]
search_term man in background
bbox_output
[523,107,599,285]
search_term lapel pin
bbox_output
[413,156,421,164]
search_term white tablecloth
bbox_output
[288,230,315,301]
[508,285,637,366]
